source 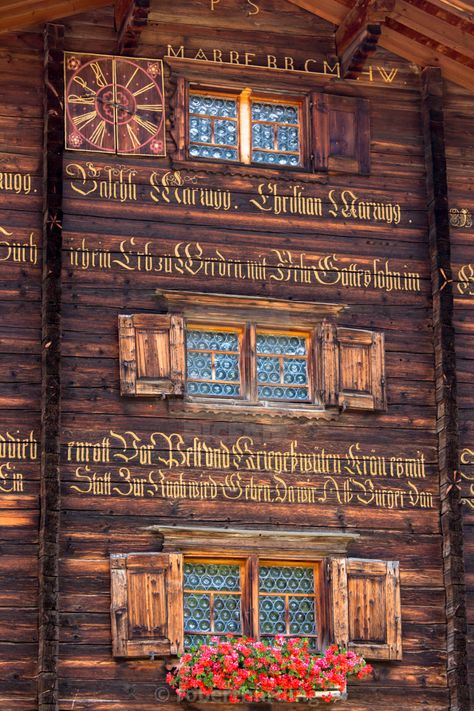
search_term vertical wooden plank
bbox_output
[167,553,184,656]
[110,555,129,657]
[386,561,402,660]
[118,315,137,395]
[38,22,64,711]
[329,558,349,647]
[421,66,469,711]
[170,314,185,394]
[371,331,385,410]
[319,320,338,406]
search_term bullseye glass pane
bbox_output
[189,94,238,162]
[186,329,241,398]
[214,594,241,633]
[259,565,314,593]
[251,101,300,167]
[184,562,241,591]
[289,596,316,635]
[256,333,309,402]
[259,595,286,635]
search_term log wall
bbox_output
[0,0,473,709]
[0,29,43,711]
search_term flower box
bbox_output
[167,637,370,705]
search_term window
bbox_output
[118,293,386,413]
[169,66,371,174]
[182,559,319,650]
[110,528,402,661]
[188,89,303,167]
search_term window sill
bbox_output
[178,689,347,705]
[169,398,338,422]
[170,157,329,184]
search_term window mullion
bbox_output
[239,88,252,164]
[247,323,257,402]
[243,554,259,638]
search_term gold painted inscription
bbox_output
[0,171,32,195]
[165,45,400,84]
[67,238,421,294]
[66,431,433,510]
[0,431,38,496]
[460,448,474,510]
[0,227,38,265]
[457,264,474,295]
[66,163,405,227]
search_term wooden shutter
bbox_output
[329,558,402,660]
[313,94,370,174]
[110,552,184,658]
[118,314,185,396]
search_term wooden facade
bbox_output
[0,1,472,709]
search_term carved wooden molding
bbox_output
[156,289,347,327]
[115,0,150,54]
[147,525,359,559]
[336,0,396,79]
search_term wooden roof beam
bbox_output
[336,0,395,78]
[115,0,150,54]
[0,0,112,34]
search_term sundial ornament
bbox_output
[64,52,166,156]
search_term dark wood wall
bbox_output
[1,0,474,709]
[56,2,446,710]
[0,30,43,710]
[445,79,474,705]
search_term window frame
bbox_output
[185,82,310,171]
[182,554,324,649]
[185,320,321,409]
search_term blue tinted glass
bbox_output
[252,123,274,150]
[186,330,241,397]
[257,334,306,355]
[258,385,309,401]
[259,565,314,593]
[214,119,237,146]
[252,151,300,166]
[189,144,238,161]
[189,116,212,143]
[187,331,239,351]
[289,596,316,635]
[184,562,241,591]
[252,103,298,123]
[259,595,286,634]
[277,126,299,152]
[283,358,308,385]
[189,95,237,118]
[257,356,281,384]
[214,594,241,633]
[184,593,211,633]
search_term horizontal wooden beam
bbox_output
[0,0,112,34]
[287,0,474,91]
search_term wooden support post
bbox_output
[38,23,64,711]
[335,0,395,79]
[115,0,150,54]
[421,67,470,711]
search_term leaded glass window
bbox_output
[256,332,309,402]
[188,94,238,162]
[259,564,318,648]
[187,88,302,168]
[251,102,301,167]
[186,328,241,398]
[183,562,243,648]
